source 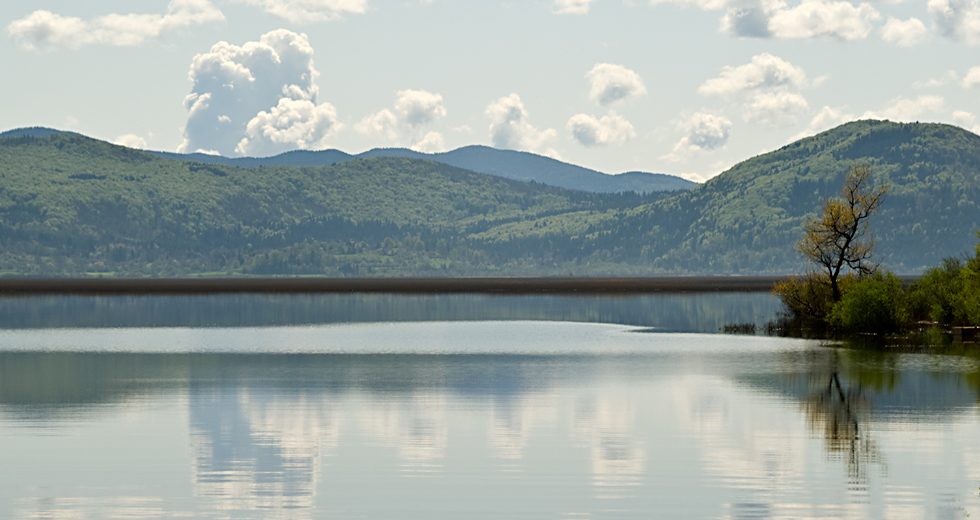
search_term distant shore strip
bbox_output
[0,276,800,295]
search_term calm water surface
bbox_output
[1,294,979,519]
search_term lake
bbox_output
[1,293,978,519]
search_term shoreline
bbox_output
[0,276,792,295]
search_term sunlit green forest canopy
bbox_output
[0,120,978,276]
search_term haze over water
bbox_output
[1,293,979,519]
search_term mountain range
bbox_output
[0,120,976,276]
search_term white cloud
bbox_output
[354,109,399,140]
[861,95,945,121]
[586,64,648,106]
[962,66,980,87]
[412,131,447,153]
[789,105,856,141]
[881,17,928,47]
[179,29,339,156]
[554,0,598,14]
[236,98,340,156]
[485,94,557,152]
[766,0,880,40]
[355,89,447,149]
[654,0,880,41]
[663,112,733,161]
[7,0,224,51]
[699,53,807,98]
[567,112,636,146]
[234,0,367,23]
[114,134,148,149]
[952,110,980,133]
[929,0,980,44]
[743,91,809,127]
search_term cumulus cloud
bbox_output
[699,53,807,98]
[765,0,880,40]
[567,112,636,146]
[663,112,733,161]
[234,0,368,23]
[413,131,447,153]
[355,89,447,150]
[554,0,598,14]
[929,0,980,44]
[861,95,945,121]
[7,0,224,50]
[485,94,558,152]
[789,105,856,141]
[114,134,148,149]
[952,110,980,133]
[178,29,340,156]
[881,17,928,47]
[743,91,809,127]
[236,98,339,156]
[654,0,880,41]
[962,66,980,87]
[587,63,648,105]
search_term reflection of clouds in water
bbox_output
[488,394,559,461]
[190,387,339,515]
[14,496,170,519]
[572,392,646,498]
[358,391,448,472]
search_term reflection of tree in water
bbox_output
[793,350,884,481]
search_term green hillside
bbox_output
[0,120,977,277]
[496,120,980,273]
[0,133,655,276]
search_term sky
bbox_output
[2,0,980,181]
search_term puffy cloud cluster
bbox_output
[652,0,881,41]
[355,90,448,152]
[7,0,224,50]
[860,95,945,121]
[485,94,558,154]
[179,29,340,157]
[566,113,636,146]
[554,0,598,14]
[699,53,806,97]
[929,0,980,44]
[881,17,929,47]
[700,53,810,128]
[962,66,980,87]
[664,112,733,161]
[587,63,648,106]
[234,0,368,24]
[567,64,644,147]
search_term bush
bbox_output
[908,257,964,326]
[773,271,855,322]
[827,272,908,333]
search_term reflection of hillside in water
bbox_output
[0,292,781,332]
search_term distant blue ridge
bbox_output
[0,126,696,194]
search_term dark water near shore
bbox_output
[1,294,978,519]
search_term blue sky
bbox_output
[2,0,979,181]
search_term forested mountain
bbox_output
[0,132,659,276]
[0,120,977,277]
[496,120,980,273]
[150,144,697,194]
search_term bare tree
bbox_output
[797,164,886,302]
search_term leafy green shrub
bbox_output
[773,271,856,322]
[828,272,908,333]
[908,257,965,326]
